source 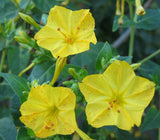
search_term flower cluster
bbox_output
[19,5,155,140]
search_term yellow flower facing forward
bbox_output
[20,84,77,138]
[35,5,97,58]
[79,60,155,130]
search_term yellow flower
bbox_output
[79,60,155,130]
[20,84,77,138]
[34,5,97,58]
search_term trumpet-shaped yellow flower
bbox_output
[79,61,155,130]
[35,5,97,58]
[20,84,77,138]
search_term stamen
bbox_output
[68,38,72,43]
[77,27,80,30]
[109,101,112,104]
[107,107,111,110]
[110,104,113,108]
[45,126,50,129]
[50,123,54,126]
[117,110,120,113]
[57,28,60,31]
[113,99,117,103]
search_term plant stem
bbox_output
[0,49,6,73]
[139,49,160,64]
[128,2,135,63]
[18,62,35,76]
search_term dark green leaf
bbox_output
[7,46,30,75]
[141,106,160,132]
[0,117,17,140]
[0,2,18,23]
[96,42,113,70]
[17,127,34,140]
[32,0,57,13]
[0,73,29,103]
[0,82,14,101]
[28,61,55,84]
[136,9,160,30]
[71,42,104,74]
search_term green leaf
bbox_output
[141,106,160,132]
[96,42,113,70]
[112,15,134,32]
[0,73,29,103]
[17,127,34,140]
[0,82,14,101]
[7,46,30,75]
[136,9,160,30]
[32,0,57,13]
[71,42,104,74]
[0,2,18,23]
[28,61,55,84]
[0,117,17,140]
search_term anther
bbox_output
[57,28,60,31]
[110,104,113,108]
[77,27,80,30]
[117,110,120,113]
[107,107,111,110]
[52,129,55,131]
[50,123,54,126]
[113,99,117,103]
[68,38,72,43]
[109,101,112,104]
[45,126,50,129]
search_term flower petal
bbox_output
[47,5,72,33]
[79,75,113,103]
[103,61,135,94]
[86,101,115,127]
[53,41,90,58]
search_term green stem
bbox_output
[18,62,35,76]
[128,2,135,63]
[139,49,160,64]
[0,49,6,73]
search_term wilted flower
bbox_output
[79,60,155,130]
[35,5,97,58]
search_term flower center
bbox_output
[107,95,125,113]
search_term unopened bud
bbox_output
[118,16,123,25]
[61,0,70,6]
[14,36,30,45]
[68,68,79,79]
[19,12,41,29]
[135,0,145,15]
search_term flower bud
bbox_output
[135,0,145,15]
[19,12,41,29]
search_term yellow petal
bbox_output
[53,41,90,58]
[57,110,77,134]
[53,87,76,110]
[47,5,72,33]
[20,85,78,138]
[115,107,134,130]
[103,61,135,94]
[71,9,97,44]
[79,75,113,103]
[86,101,115,127]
